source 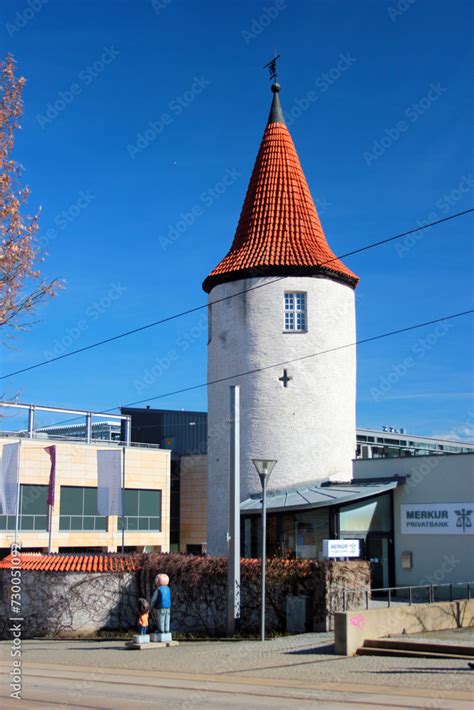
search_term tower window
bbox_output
[284,292,307,332]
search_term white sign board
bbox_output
[401,503,474,535]
[323,539,360,558]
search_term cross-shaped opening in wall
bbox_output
[279,369,292,387]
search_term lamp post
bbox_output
[252,458,277,641]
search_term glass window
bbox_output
[296,509,330,560]
[118,489,161,531]
[59,486,107,531]
[251,508,330,561]
[0,485,48,531]
[339,493,392,534]
[124,489,139,517]
[60,487,80,515]
[83,487,98,515]
[284,292,307,332]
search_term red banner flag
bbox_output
[45,446,56,506]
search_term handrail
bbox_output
[372,581,473,593]
[337,581,473,611]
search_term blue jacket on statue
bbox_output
[150,585,171,609]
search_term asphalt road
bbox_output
[1,634,473,709]
[1,662,473,710]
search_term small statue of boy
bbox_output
[150,573,171,641]
[137,598,149,635]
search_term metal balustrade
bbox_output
[340,582,473,612]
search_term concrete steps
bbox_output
[356,638,474,660]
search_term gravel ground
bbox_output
[1,633,473,693]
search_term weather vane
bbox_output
[263,51,281,83]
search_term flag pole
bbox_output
[48,505,53,554]
[45,445,56,555]
[14,440,21,546]
[121,446,125,556]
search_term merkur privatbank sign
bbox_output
[401,503,474,534]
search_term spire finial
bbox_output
[264,52,284,125]
[263,51,281,90]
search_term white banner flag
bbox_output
[0,442,20,515]
[97,449,122,516]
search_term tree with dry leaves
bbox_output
[0,54,61,336]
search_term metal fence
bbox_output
[342,582,473,611]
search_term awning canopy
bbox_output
[240,480,400,514]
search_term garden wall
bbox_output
[0,554,370,638]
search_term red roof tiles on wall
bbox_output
[0,553,141,573]
[203,117,359,293]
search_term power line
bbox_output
[32,308,473,432]
[2,208,473,381]
[120,309,474,408]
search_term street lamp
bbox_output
[252,458,277,641]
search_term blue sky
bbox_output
[1,0,473,438]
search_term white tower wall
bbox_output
[207,275,356,556]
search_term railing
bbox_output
[341,582,473,611]
[0,429,161,450]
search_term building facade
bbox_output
[203,82,359,555]
[35,421,121,442]
[0,437,170,557]
[118,405,473,559]
[120,407,207,550]
[240,452,473,588]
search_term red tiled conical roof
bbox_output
[202,85,359,293]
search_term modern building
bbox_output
[240,453,474,588]
[203,79,360,556]
[119,406,473,569]
[120,407,207,550]
[0,405,171,558]
[35,421,121,442]
[356,427,474,458]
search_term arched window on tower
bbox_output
[284,292,307,332]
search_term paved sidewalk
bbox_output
[1,633,473,695]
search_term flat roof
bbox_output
[357,428,474,447]
[240,480,399,514]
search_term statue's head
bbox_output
[138,597,149,612]
[155,573,169,587]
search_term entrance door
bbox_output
[366,535,392,589]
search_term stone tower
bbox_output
[203,81,359,555]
